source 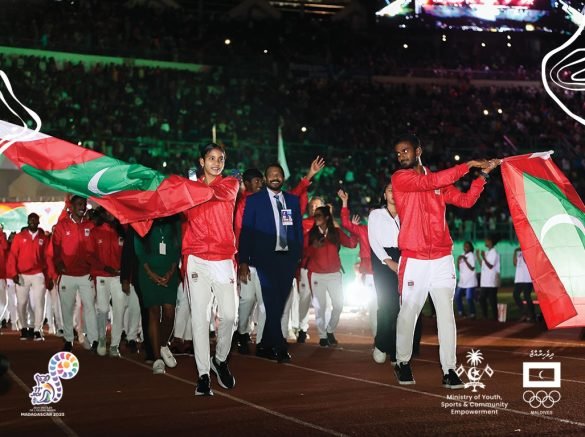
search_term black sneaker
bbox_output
[297,330,307,344]
[210,356,235,389]
[237,333,250,355]
[27,328,34,339]
[33,331,44,342]
[1,319,7,329]
[20,328,28,340]
[63,341,73,352]
[90,341,99,353]
[442,369,465,389]
[319,338,329,347]
[327,333,338,345]
[127,340,138,353]
[195,374,214,396]
[394,362,415,385]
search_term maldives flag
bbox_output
[0,120,213,236]
[502,151,585,328]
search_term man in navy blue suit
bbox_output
[238,163,303,362]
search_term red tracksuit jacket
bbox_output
[340,207,373,275]
[6,229,49,278]
[305,229,357,274]
[183,176,240,261]
[391,164,485,260]
[52,216,94,276]
[88,223,124,277]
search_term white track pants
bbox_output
[16,273,46,332]
[311,271,344,339]
[298,268,312,332]
[237,267,262,337]
[59,274,98,344]
[396,255,457,374]
[186,255,237,376]
[174,283,192,341]
[96,276,140,346]
[44,286,64,333]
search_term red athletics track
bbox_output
[2,313,585,437]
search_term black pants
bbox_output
[257,255,297,354]
[371,248,422,360]
[480,287,498,320]
[513,282,535,319]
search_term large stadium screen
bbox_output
[375,0,578,31]
[416,0,551,27]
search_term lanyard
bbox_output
[385,207,400,231]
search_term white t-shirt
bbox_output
[480,247,500,287]
[514,251,532,284]
[457,252,478,288]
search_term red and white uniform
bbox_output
[341,206,377,335]
[89,223,140,348]
[184,176,239,376]
[43,235,63,335]
[306,229,357,340]
[53,215,98,345]
[392,164,485,373]
[6,228,49,333]
[0,230,9,322]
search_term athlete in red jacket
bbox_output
[338,189,378,338]
[390,134,500,388]
[52,195,98,352]
[89,208,140,357]
[0,228,8,326]
[305,206,357,347]
[183,143,239,396]
[6,213,51,341]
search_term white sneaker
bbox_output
[160,346,177,368]
[97,338,107,357]
[153,359,166,374]
[110,345,121,358]
[287,329,297,342]
[81,335,91,350]
[373,347,387,364]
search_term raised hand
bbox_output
[337,189,349,207]
[307,156,326,180]
[351,214,361,226]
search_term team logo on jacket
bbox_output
[84,228,90,237]
[97,239,103,245]
[39,239,44,246]
[65,231,71,236]
[191,273,198,281]
[408,280,414,287]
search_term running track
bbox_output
[2,314,585,436]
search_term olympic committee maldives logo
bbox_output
[522,350,562,415]
[29,352,79,405]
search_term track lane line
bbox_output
[122,357,349,437]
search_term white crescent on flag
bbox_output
[87,168,122,196]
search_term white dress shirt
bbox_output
[367,207,400,263]
[267,188,288,251]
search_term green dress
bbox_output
[134,217,181,308]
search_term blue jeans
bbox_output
[455,287,476,316]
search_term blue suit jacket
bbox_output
[238,188,303,271]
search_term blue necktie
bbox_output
[275,195,288,249]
